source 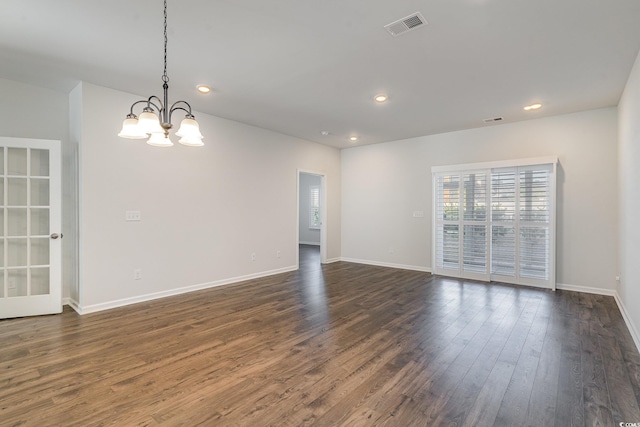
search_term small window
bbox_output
[309,185,320,229]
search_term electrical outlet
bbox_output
[251,253,256,261]
[276,250,281,258]
[388,247,394,254]
[134,269,142,280]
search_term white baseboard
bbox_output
[299,241,320,246]
[556,282,616,296]
[65,298,82,314]
[340,257,431,273]
[324,257,342,264]
[614,292,640,354]
[73,265,298,315]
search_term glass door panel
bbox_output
[31,267,50,296]
[7,208,28,236]
[30,149,50,177]
[30,208,50,235]
[7,148,27,176]
[31,178,50,206]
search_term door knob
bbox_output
[50,233,63,239]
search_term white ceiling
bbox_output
[1,0,639,148]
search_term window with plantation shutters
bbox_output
[309,185,320,229]
[434,172,490,281]
[491,170,516,277]
[518,165,552,282]
[463,173,488,277]
[433,158,556,290]
[435,174,460,273]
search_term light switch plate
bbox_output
[125,210,142,221]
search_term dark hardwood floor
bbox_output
[1,245,640,426]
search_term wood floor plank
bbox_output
[524,294,562,427]
[493,294,549,426]
[581,332,615,427]
[600,334,640,425]
[1,245,639,426]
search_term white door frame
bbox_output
[296,169,327,267]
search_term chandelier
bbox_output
[118,0,203,147]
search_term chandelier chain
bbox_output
[162,0,169,83]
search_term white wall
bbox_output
[0,78,77,301]
[618,49,640,345]
[72,83,341,311]
[299,173,321,245]
[342,108,618,291]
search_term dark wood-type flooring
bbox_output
[1,244,640,426]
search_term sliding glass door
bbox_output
[433,159,556,290]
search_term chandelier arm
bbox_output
[128,100,151,116]
[146,96,165,112]
[169,101,193,116]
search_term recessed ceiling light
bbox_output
[321,130,329,136]
[197,85,211,94]
[524,103,542,111]
[374,94,388,103]
[349,136,359,142]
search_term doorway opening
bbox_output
[297,170,326,269]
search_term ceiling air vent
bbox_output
[384,12,427,37]
[483,117,504,123]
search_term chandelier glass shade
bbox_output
[118,0,203,147]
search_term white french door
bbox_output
[0,137,62,319]
[433,158,556,290]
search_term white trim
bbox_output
[614,292,640,354]
[325,257,342,264]
[340,257,431,273]
[299,241,320,246]
[431,156,558,173]
[72,266,297,315]
[556,282,616,296]
[66,298,82,314]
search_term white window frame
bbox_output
[432,157,557,290]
